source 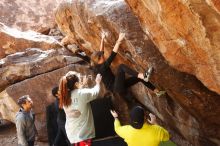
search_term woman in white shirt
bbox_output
[58,71,102,146]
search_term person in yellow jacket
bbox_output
[110,106,170,146]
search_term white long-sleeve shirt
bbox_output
[63,84,100,144]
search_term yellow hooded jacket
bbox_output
[114,119,170,146]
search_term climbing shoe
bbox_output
[144,66,153,82]
[156,90,166,97]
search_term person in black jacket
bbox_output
[91,32,165,99]
[46,87,71,146]
[46,95,58,146]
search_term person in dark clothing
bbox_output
[91,95,116,139]
[46,100,58,146]
[91,32,165,98]
[46,87,71,146]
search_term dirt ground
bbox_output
[0,124,48,146]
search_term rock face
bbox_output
[0,23,62,59]
[0,0,62,32]
[0,64,95,141]
[206,0,220,14]
[0,90,19,122]
[55,0,220,145]
[124,0,220,95]
[0,48,83,92]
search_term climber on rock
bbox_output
[90,32,165,101]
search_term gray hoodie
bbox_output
[15,108,36,146]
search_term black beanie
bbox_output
[130,106,145,129]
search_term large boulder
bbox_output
[124,0,220,95]
[0,48,83,92]
[55,0,220,145]
[0,0,62,32]
[0,23,62,59]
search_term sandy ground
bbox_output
[0,124,48,146]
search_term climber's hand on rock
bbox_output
[117,32,125,43]
[110,110,118,118]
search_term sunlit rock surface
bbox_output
[55,0,220,145]
[124,0,220,95]
[0,0,62,32]
[0,48,82,92]
[206,0,220,14]
[0,23,62,58]
[0,90,19,122]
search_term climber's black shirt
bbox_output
[92,51,117,91]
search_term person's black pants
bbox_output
[113,64,155,94]
[54,125,71,146]
[27,140,34,146]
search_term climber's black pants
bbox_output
[113,64,156,94]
